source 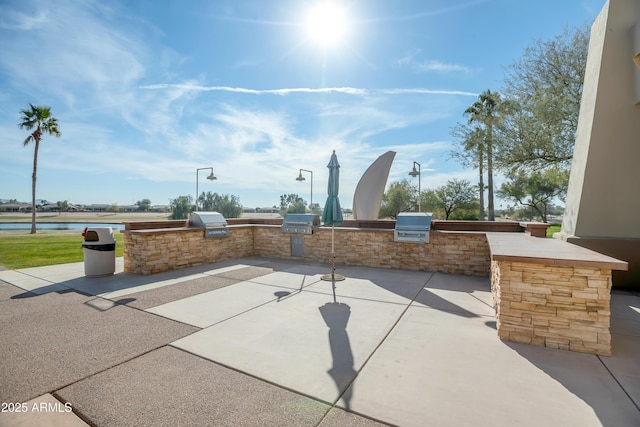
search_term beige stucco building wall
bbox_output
[559,0,640,287]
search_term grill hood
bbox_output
[189,211,229,238]
[394,212,432,243]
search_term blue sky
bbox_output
[0,0,605,209]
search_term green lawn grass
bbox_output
[547,223,561,237]
[0,233,124,269]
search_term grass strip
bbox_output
[546,223,561,237]
[0,234,124,269]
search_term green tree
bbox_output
[19,104,61,234]
[170,195,193,219]
[498,25,589,171]
[464,90,501,221]
[420,189,444,219]
[279,194,307,215]
[136,199,152,211]
[309,203,321,214]
[56,200,69,214]
[198,191,243,218]
[450,124,486,220]
[379,179,416,219]
[435,179,478,220]
[285,200,307,215]
[497,168,568,223]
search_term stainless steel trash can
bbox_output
[82,227,116,277]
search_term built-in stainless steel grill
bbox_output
[189,211,229,238]
[394,212,432,243]
[281,213,321,235]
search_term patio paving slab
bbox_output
[56,346,332,427]
[304,268,430,305]
[0,393,89,427]
[146,280,301,328]
[244,269,324,290]
[0,283,198,403]
[122,274,239,310]
[1,259,639,426]
[344,304,640,427]
[601,292,640,409]
[172,290,408,407]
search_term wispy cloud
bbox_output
[413,60,471,73]
[0,6,49,30]
[360,0,490,23]
[394,49,471,75]
[140,83,477,97]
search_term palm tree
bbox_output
[19,104,62,234]
[465,90,500,221]
[467,127,486,220]
[450,124,486,220]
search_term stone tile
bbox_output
[247,270,323,290]
[56,346,329,427]
[320,407,392,426]
[412,273,494,317]
[0,393,89,427]
[0,280,30,301]
[601,332,640,408]
[0,289,198,403]
[345,306,640,427]
[610,293,640,337]
[123,275,239,310]
[172,291,408,406]
[146,281,297,327]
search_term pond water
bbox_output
[0,222,124,231]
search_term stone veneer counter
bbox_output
[486,232,629,270]
[487,232,628,356]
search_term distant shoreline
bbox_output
[0,211,283,223]
[0,211,171,223]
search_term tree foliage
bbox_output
[450,25,589,223]
[169,195,193,220]
[136,199,151,211]
[497,168,569,223]
[56,200,69,213]
[435,179,478,220]
[379,179,416,219]
[498,25,589,171]
[18,103,61,234]
[198,192,243,218]
[279,194,307,215]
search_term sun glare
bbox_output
[305,2,347,46]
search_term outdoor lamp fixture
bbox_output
[408,161,421,212]
[296,169,313,212]
[196,167,217,211]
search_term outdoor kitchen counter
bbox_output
[486,232,628,270]
[487,232,627,356]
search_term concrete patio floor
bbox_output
[1,257,639,426]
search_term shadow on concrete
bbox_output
[6,258,295,300]
[84,297,137,311]
[319,301,356,410]
[342,268,485,318]
[505,339,640,426]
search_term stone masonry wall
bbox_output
[124,226,489,276]
[123,226,254,275]
[254,226,489,276]
[491,260,612,356]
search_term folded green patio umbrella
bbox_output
[322,150,345,288]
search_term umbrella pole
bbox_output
[322,221,345,286]
[331,223,336,302]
